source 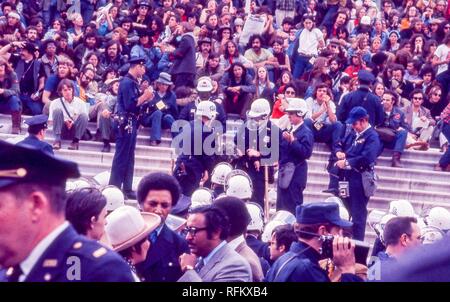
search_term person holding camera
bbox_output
[266,202,363,282]
[109,56,154,200]
[139,72,178,146]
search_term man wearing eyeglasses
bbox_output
[178,205,252,282]
[135,172,189,282]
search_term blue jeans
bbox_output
[141,111,175,141]
[439,123,450,167]
[0,95,21,113]
[20,95,43,116]
[379,129,408,154]
[292,55,312,79]
[304,120,344,153]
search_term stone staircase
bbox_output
[1,114,449,244]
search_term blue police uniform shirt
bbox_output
[17,135,54,155]
[117,73,141,115]
[279,123,314,165]
[335,126,380,171]
[0,223,134,282]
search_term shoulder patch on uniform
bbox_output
[73,242,83,249]
[43,259,58,268]
[93,247,108,258]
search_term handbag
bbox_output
[361,170,378,198]
[278,162,296,189]
[374,126,396,143]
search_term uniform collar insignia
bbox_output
[43,259,58,268]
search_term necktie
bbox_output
[7,265,23,282]
[149,230,158,245]
[195,258,204,273]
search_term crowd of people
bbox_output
[0,0,450,283]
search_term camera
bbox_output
[319,235,371,265]
[338,181,349,198]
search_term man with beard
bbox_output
[99,41,127,75]
[41,60,73,115]
[73,33,99,69]
[244,34,277,71]
[328,57,348,96]
[76,67,95,104]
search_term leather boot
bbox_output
[11,111,21,134]
[391,152,403,168]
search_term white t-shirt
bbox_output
[434,44,449,75]
[298,28,324,56]
[49,97,89,122]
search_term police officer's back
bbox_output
[17,115,54,155]
[0,141,134,282]
[337,70,384,127]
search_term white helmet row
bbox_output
[246,202,264,233]
[211,162,233,186]
[284,98,308,116]
[196,76,213,92]
[388,200,415,217]
[225,170,253,200]
[93,171,111,187]
[190,188,214,209]
[426,207,450,231]
[261,220,285,243]
[195,100,217,120]
[247,98,271,119]
[101,185,125,212]
[420,226,445,244]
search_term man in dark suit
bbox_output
[337,70,384,127]
[277,98,314,215]
[17,114,53,155]
[169,22,196,88]
[327,106,381,240]
[0,141,134,282]
[136,172,189,282]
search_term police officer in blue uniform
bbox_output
[234,98,280,208]
[337,70,384,127]
[277,98,314,215]
[326,107,380,241]
[0,141,134,282]
[173,100,218,196]
[17,114,54,155]
[266,202,362,282]
[109,57,154,199]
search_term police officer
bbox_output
[109,57,154,200]
[277,98,314,215]
[210,162,233,197]
[337,70,384,127]
[17,114,54,155]
[234,98,280,208]
[179,76,227,127]
[327,107,380,241]
[173,100,218,196]
[266,202,362,282]
[0,141,134,282]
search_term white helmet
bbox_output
[367,209,387,231]
[190,188,214,209]
[247,98,271,119]
[389,200,415,217]
[197,76,213,92]
[101,186,125,212]
[65,181,77,192]
[426,207,450,231]
[225,170,253,200]
[246,202,264,232]
[379,213,397,244]
[73,178,92,190]
[195,100,217,120]
[271,210,296,225]
[324,196,346,209]
[165,214,187,233]
[339,206,350,221]
[211,162,233,186]
[420,226,445,244]
[284,98,308,116]
[132,176,142,192]
[93,171,111,187]
[261,220,285,242]
[8,136,26,144]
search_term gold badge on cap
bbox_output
[73,242,83,249]
[43,259,58,268]
[93,247,107,258]
[0,168,28,178]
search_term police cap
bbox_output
[25,114,48,133]
[0,141,80,189]
[296,202,353,228]
[128,56,146,66]
[357,70,375,84]
[346,106,369,124]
